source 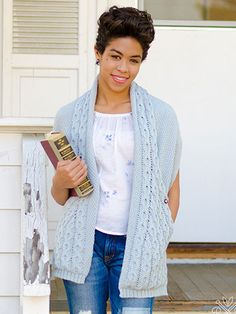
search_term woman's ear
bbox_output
[94,47,101,65]
[94,46,101,60]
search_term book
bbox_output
[40,132,94,197]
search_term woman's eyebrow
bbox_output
[109,48,142,59]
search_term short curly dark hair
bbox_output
[95,6,155,61]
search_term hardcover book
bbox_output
[40,132,94,197]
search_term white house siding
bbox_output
[0,134,22,314]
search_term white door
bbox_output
[137,26,236,243]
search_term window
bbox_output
[13,0,79,55]
[141,0,236,23]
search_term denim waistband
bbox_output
[95,228,127,238]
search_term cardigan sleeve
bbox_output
[169,116,182,191]
[155,99,183,193]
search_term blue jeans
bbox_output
[63,229,154,314]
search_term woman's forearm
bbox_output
[51,176,69,206]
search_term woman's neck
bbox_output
[96,84,130,106]
[95,85,131,113]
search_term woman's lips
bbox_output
[111,75,128,84]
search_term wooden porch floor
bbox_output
[50,263,236,312]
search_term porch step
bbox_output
[167,242,236,259]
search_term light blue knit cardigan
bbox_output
[52,77,182,298]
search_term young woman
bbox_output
[51,6,182,314]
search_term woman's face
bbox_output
[95,36,143,95]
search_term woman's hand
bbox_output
[53,157,88,189]
[51,157,88,205]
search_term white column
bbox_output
[22,297,49,314]
[21,134,50,314]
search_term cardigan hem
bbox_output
[52,269,86,284]
[119,285,168,298]
[52,268,168,298]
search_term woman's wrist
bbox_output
[51,175,69,205]
[52,175,66,192]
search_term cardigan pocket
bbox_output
[54,197,79,249]
[163,217,174,252]
[161,195,174,251]
[53,196,86,271]
[164,196,174,225]
[58,197,80,226]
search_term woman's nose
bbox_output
[117,61,128,72]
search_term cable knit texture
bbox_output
[52,77,182,298]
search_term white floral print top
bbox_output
[93,111,134,235]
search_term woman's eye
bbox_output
[111,55,120,60]
[130,59,139,64]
